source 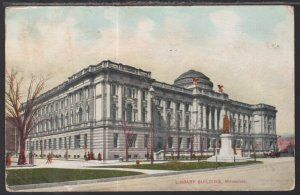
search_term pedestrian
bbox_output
[49,152,53,163]
[87,152,91,160]
[6,153,12,167]
[46,153,50,164]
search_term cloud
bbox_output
[5,6,294,136]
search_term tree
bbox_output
[121,118,134,162]
[5,70,46,165]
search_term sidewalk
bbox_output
[7,157,175,174]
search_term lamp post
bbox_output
[149,86,155,165]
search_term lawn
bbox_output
[6,168,143,186]
[90,160,262,171]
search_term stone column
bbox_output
[203,105,206,129]
[106,82,111,119]
[147,91,152,123]
[162,100,166,122]
[117,85,122,120]
[214,108,218,130]
[137,89,142,122]
[172,101,176,125]
[261,115,265,134]
[208,106,211,130]
[198,104,202,128]
[219,107,225,131]
[182,104,185,129]
[273,116,276,134]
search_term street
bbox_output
[16,157,294,191]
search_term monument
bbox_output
[207,112,249,162]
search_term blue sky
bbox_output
[5,6,294,136]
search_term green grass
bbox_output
[90,160,262,171]
[6,168,143,186]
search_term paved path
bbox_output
[15,157,294,191]
[7,158,175,174]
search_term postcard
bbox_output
[5,5,295,191]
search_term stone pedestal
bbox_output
[207,134,249,162]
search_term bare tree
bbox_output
[121,119,135,162]
[163,115,176,161]
[5,70,46,165]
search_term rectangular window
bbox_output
[84,134,87,148]
[112,84,117,96]
[185,104,189,112]
[113,133,118,148]
[44,139,47,150]
[178,137,182,148]
[176,103,180,110]
[64,137,67,149]
[167,100,171,109]
[144,134,149,148]
[127,88,132,98]
[127,134,137,148]
[36,140,39,150]
[187,138,191,149]
[114,155,119,159]
[69,136,71,149]
[53,138,56,149]
[59,138,62,149]
[142,91,146,100]
[132,89,136,98]
[157,137,163,150]
[168,137,173,148]
[74,135,80,149]
[86,88,89,98]
[49,139,52,149]
[79,91,83,101]
[142,108,146,124]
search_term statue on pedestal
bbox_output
[223,113,230,134]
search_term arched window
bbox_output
[185,115,189,129]
[61,114,64,128]
[167,113,171,127]
[78,107,83,123]
[65,112,68,126]
[86,106,89,121]
[112,104,117,121]
[176,113,181,128]
[142,107,147,124]
[55,115,59,130]
[70,110,73,125]
[46,118,54,130]
[126,104,132,123]
[157,111,162,127]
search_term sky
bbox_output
[5,6,294,136]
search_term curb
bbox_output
[7,162,260,191]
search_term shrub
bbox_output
[136,160,140,165]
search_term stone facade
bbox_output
[27,60,277,160]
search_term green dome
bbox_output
[174,69,213,90]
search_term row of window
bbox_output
[113,133,196,149]
[37,88,90,117]
[34,107,90,133]
[27,134,88,151]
